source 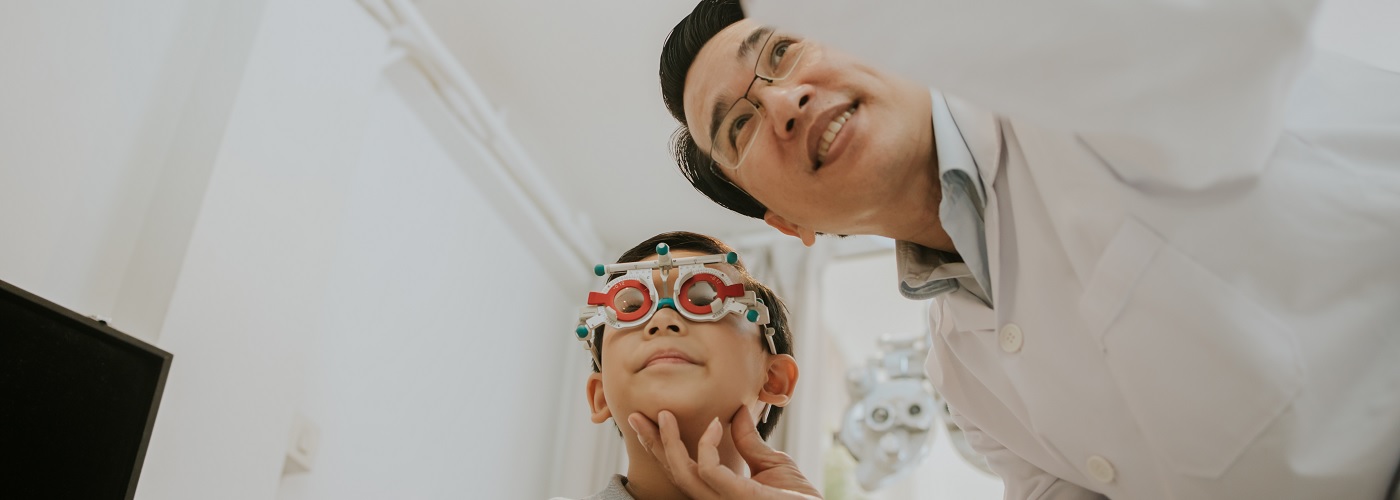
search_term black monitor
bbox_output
[0,278,173,500]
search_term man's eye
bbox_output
[770,41,791,67]
[728,114,753,147]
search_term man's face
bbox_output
[596,250,772,425]
[682,19,935,236]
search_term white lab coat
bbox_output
[743,1,1400,498]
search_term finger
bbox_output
[730,408,823,497]
[696,463,762,498]
[695,417,724,470]
[695,417,749,493]
[731,406,796,472]
[657,411,719,498]
[627,413,666,471]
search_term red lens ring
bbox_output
[605,279,653,322]
[679,273,728,315]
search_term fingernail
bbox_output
[627,415,639,434]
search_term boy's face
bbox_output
[588,250,777,427]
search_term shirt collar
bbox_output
[585,474,635,500]
[931,91,987,201]
[893,90,990,303]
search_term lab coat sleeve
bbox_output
[740,0,1322,190]
[947,404,1107,500]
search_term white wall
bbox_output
[3,1,583,498]
[133,0,390,497]
[0,0,268,343]
[273,68,576,500]
[1314,0,1400,71]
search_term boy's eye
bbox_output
[686,281,717,307]
[615,288,646,313]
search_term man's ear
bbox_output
[764,212,817,247]
[585,373,613,424]
[758,354,799,407]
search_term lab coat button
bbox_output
[998,324,1023,353]
[1086,455,1116,483]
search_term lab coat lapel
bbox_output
[945,94,1004,305]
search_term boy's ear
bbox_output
[764,212,817,247]
[585,373,612,424]
[758,354,799,407]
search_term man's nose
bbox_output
[753,82,812,139]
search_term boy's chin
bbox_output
[632,397,745,428]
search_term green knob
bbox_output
[726,252,738,264]
[746,309,759,322]
[594,264,606,276]
[656,243,670,255]
[576,326,589,338]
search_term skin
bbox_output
[585,249,800,500]
[682,19,956,253]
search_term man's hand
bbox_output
[627,407,822,499]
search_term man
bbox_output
[645,0,1400,498]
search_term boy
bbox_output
[554,231,806,500]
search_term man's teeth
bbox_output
[816,106,856,163]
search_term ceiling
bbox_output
[417,0,770,255]
[415,0,1400,259]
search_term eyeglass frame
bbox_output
[707,29,807,172]
[574,244,779,366]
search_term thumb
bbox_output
[731,405,796,472]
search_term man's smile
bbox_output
[812,101,859,169]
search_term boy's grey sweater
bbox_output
[549,474,635,500]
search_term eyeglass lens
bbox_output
[712,32,806,169]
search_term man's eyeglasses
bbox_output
[709,30,806,171]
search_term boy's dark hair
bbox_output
[659,1,768,221]
[589,231,794,439]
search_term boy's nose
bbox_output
[646,306,684,336]
[648,323,681,336]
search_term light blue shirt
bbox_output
[896,91,992,306]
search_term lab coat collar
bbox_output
[944,93,1002,187]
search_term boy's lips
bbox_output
[641,348,699,370]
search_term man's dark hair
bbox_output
[589,231,794,439]
[660,1,768,220]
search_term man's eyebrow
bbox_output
[706,27,773,146]
[737,26,773,61]
[709,93,731,147]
